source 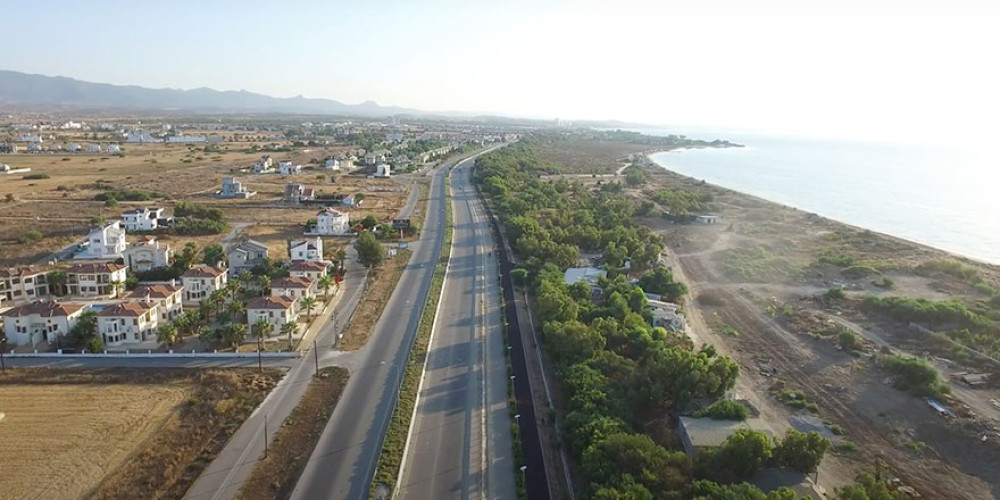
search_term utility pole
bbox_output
[263,414,268,459]
[313,339,319,376]
[0,336,6,373]
[257,336,263,372]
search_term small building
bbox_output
[288,260,328,282]
[126,283,184,323]
[278,161,301,175]
[284,183,315,203]
[271,276,316,302]
[0,163,31,175]
[227,239,269,275]
[289,237,324,262]
[1,299,86,347]
[66,143,82,152]
[375,163,391,178]
[87,144,102,153]
[107,144,121,154]
[97,300,159,346]
[125,132,156,143]
[694,214,720,224]
[123,237,172,272]
[219,177,256,199]
[247,295,298,335]
[677,416,773,456]
[648,300,687,332]
[250,155,274,173]
[564,266,607,287]
[311,208,350,236]
[66,262,128,299]
[751,468,827,500]
[74,221,127,260]
[121,207,168,232]
[0,266,50,302]
[324,158,341,170]
[341,194,360,207]
[180,265,228,305]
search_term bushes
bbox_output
[862,295,995,333]
[94,189,165,202]
[22,173,50,180]
[693,399,749,421]
[838,330,861,351]
[773,429,830,474]
[842,265,880,279]
[17,230,43,244]
[638,267,688,302]
[171,217,227,235]
[817,250,856,267]
[884,355,948,396]
[175,201,224,221]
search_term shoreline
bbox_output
[645,151,1000,269]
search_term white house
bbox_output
[219,177,256,198]
[649,300,687,333]
[66,262,128,299]
[87,144,102,153]
[74,221,127,260]
[125,132,156,143]
[250,155,274,173]
[247,295,298,336]
[97,300,159,346]
[288,260,328,282]
[227,239,269,275]
[324,158,341,170]
[123,237,172,272]
[289,237,324,262]
[284,183,315,203]
[0,266,50,302]
[126,283,184,323]
[121,207,167,232]
[312,208,350,236]
[67,143,82,152]
[181,265,228,305]
[1,299,86,347]
[107,144,121,153]
[375,163,391,178]
[279,161,301,175]
[271,276,315,302]
[341,194,360,207]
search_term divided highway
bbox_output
[396,160,514,498]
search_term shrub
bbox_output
[825,287,846,300]
[23,173,50,180]
[817,250,855,267]
[693,399,749,421]
[885,354,948,396]
[18,230,43,244]
[174,201,224,221]
[838,330,861,351]
[842,265,880,279]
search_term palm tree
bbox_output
[280,321,298,345]
[208,289,227,319]
[300,296,318,320]
[257,275,271,296]
[318,275,335,300]
[336,249,348,274]
[47,270,67,296]
[110,279,125,298]
[177,310,202,338]
[253,317,273,339]
[220,323,247,349]
[157,322,178,346]
[226,277,242,301]
[227,300,246,323]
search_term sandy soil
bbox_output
[0,381,191,500]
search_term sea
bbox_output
[641,130,1000,265]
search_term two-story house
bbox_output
[97,300,159,346]
[289,237,324,262]
[121,207,169,232]
[250,154,274,173]
[284,183,315,203]
[271,276,315,302]
[0,266,50,302]
[74,221,127,259]
[247,295,298,336]
[1,299,86,347]
[288,260,328,282]
[66,263,128,298]
[312,208,350,235]
[126,283,184,323]
[181,265,228,305]
[123,237,172,272]
[278,161,301,175]
[227,239,269,275]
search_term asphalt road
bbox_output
[289,157,458,500]
[396,157,514,499]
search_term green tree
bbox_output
[202,243,225,266]
[256,274,271,296]
[253,317,273,338]
[219,323,248,349]
[226,277,242,301]
[834,473,907,500]
[300,296,318,320]
[838,329,861,351]
[318,274,335,299]
[360,214,378,229]
[355,231,385,268]
[510,268,528,287]
[700,429,774,483]
[173,242,199,270]
[774,429,830,474]
[227,300,246,323]
[207,289,226,321]
[638,267,689,302]
[67,310,99,349]
[542,320,605,367]
[885,354,947,396]
[157,322,178,346]
[47,270,67,296]
[281,321,298,345]
[582,432,688,495]
[176,310,203,338]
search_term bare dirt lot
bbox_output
[645,164,1000,499]
[0,368,281,500]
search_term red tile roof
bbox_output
[127,284,183,299]
[182,265,227,278]
[67,263,126,274]
[97,301,156,317]
[1,299,85,318]
[272,276,313,289]
[288,260,327,271]
[247,295,296,310]
[0,266,49,279]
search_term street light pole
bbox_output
[257,336,263,372]
[0,336,6,373]
[313,339,319,376]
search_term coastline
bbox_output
[645,151,1000,269]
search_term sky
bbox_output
[2,0,999,143]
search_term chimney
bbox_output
[170,278,176,286]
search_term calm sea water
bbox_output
[644,131,1000,264]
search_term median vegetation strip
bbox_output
[235,367,350,500]
[370,173,454,496]
[338,249,412,350]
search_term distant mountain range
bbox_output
[0,69,421,116]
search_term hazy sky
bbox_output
[2,0,998,143]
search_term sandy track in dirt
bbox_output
[0,383,191,500]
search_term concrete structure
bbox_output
[694,214,720,224]
[678,416,773,455]
[271,276,315,302]
[227,239,269,275]
[97,301,159,346]
[181,266,228,305]
[312,208,350,235]
[0,163,31,174]
[126,283,184,323]
[284,183,315,203]
[247,295,298,336]
[649,300,687,332]
[1,300,86,347]
[123,237,172,272]
[121,207,168,232]
[289,237,324,262]
[279,161,301,175]
[220,177,256,198]
[250,155,274,173]
[0,266,50,302]
[563,266,607,287]
[87,144,102,153]
[288,260,328,282]
[66,263,128,299]
[74,221,126,260]
[375,163,391,178]
[107,144,121,153]
[125,132,156,143]
[324,158,341,170]
[341,194,359,207]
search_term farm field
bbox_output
[0,368,281,500]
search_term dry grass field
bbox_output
[0,368,281,500]
[0,142,408,265]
